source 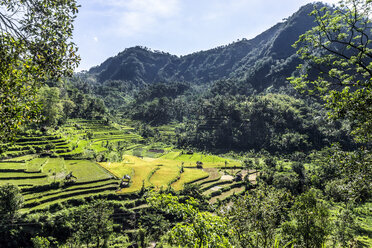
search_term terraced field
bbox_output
[100,152,255,205]
[0,134,71,159]
[161,151,241,168]
[0,119,256,212]
[171,168,209,191]
[23,178,119,211]
[101,155,185,193]
[0,119,136,160]
[58,119,144,157]
[0,155,119,211]
[209,185,246,204]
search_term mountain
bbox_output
[71,2,355,153]
[87,3,320,90]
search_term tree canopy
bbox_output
[148,192,234,248]
[0,0,80,140]
[290,0,372,143]
[0,183,23,222]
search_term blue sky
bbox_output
[74,0,339,71]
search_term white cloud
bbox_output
[93,36,98,42]
[88,0,180,37]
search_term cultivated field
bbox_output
[0,119,257,212]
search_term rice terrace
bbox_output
[0,119,256,213]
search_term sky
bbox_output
[74,0,339,71]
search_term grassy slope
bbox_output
[209,186,245,204]
[65,160,113,182]
[171,168,209,191]
[162,151,241,168]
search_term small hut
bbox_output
[120,174,131,188]
[234,173,243,182]
[196,161,203,168]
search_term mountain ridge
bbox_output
[87,3,323,90]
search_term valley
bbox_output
[0,0,371,247]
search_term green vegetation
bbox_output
[171,168,209,191]
[100,153,235,193]
[0,0,371,247]
[0,117,252,222]
[148,193,234,247]
[290,0,372,143]
[65,160,112,181]
[0,0,79,141]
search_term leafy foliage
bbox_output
[0,1,371,247]
[148,192,234,247]
[176,94,352,152]
[0,0,80,140]
[310,145,372,203]
[290,0,372,143]
[0,184,23,222]
[0,184,24,246]
[281,189,331,248]
[226,185,292,248]
[68,200,114,247]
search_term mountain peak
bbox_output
[87,3,318,89]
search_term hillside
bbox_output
[71,3,354,153]
[87,3,318,90]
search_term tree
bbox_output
[331,205,358,247]
[324,146,371,203]
[0,184,23,223]
[38,86,64,127]
[281,189,330,248]
[226,185,292,248]
[290,0,372,143]
[148,192,234,248]
[0,184,24,246]
[70,200,114,247]
[0,0,80,140]
[31,236,51,248]
[179,183,209,210]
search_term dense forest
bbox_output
[0,0,371,247]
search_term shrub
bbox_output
[196,161,203,168]
[125,201,135,208]
[29,146,36,154]
[50,152,59,158]
[107,151,120,162]
[95,153,107,162]
[49,202,63,212]
[67,198,86,207]
[210,189,222,197]
[22,182,61,193]
[35,145,45,153]
[45,143,56,150]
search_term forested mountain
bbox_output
[27,2,360,154]
[88,3,318,90]
[75,2,356,153]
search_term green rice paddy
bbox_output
[0,119,254,211]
